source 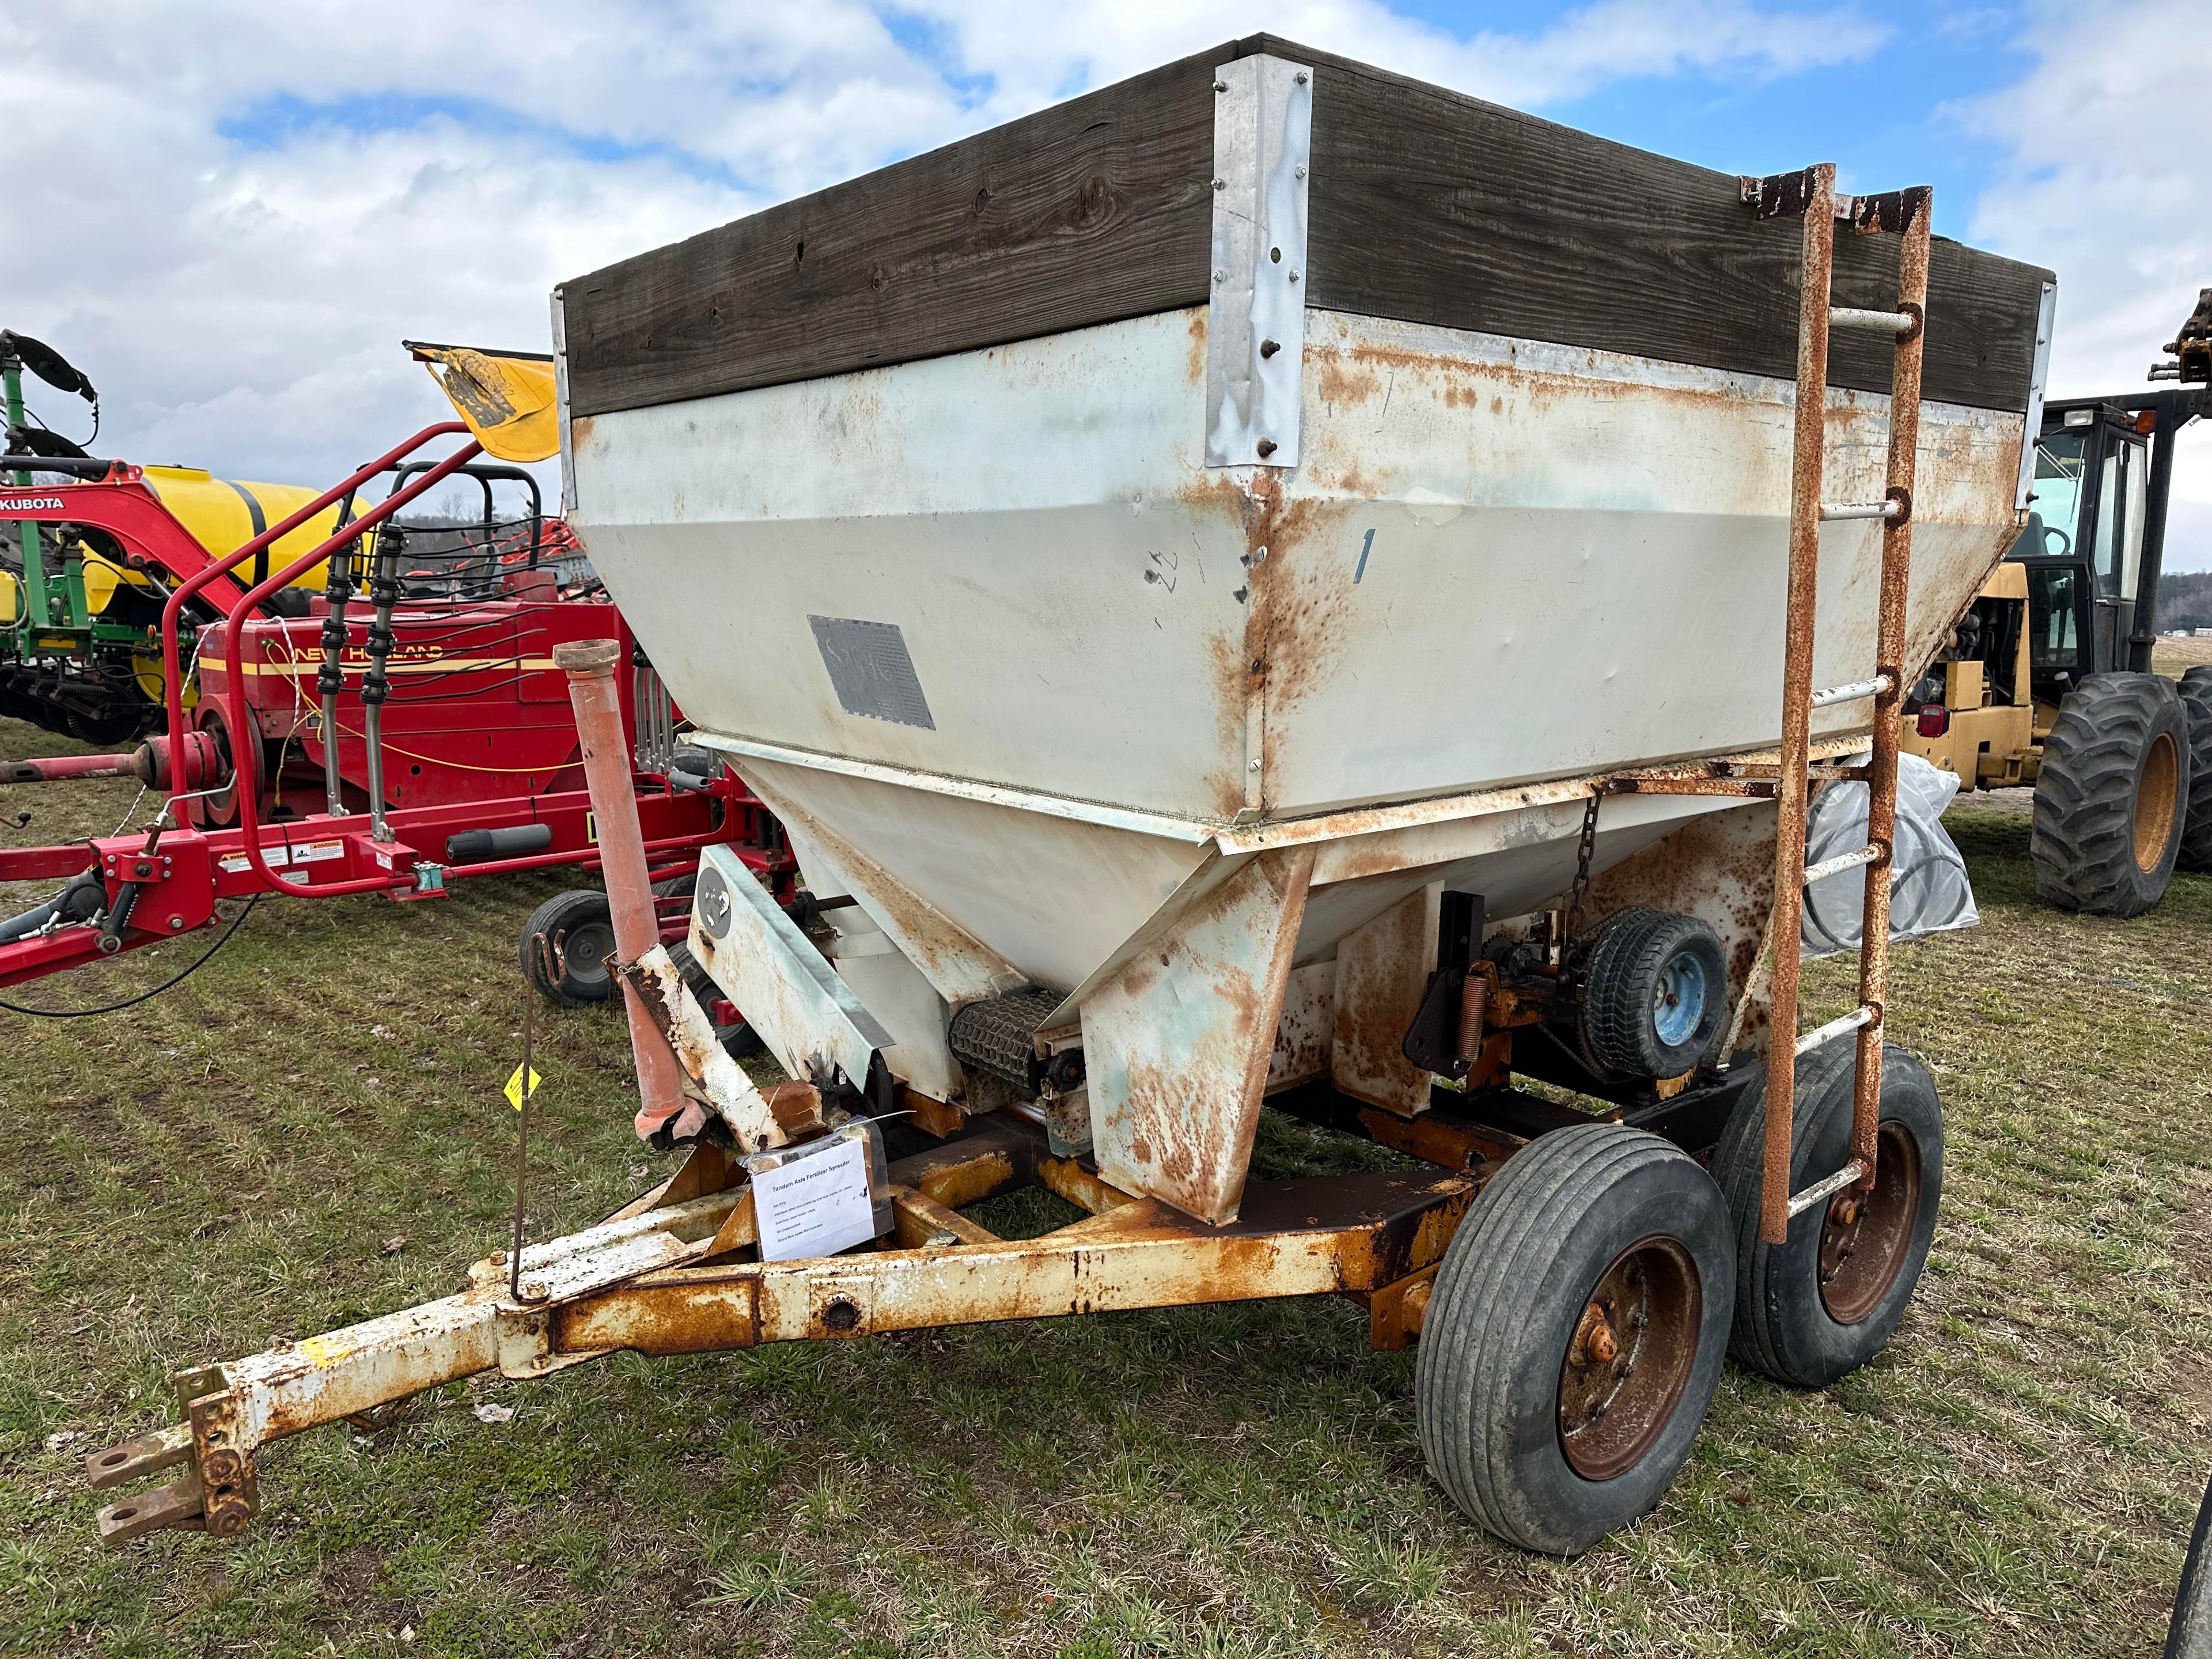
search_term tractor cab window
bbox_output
[2086,435,2150,599]
[2029,430,2089,559]
[2090,446,2120,591]
[2028,563,2084,671]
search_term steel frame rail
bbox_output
[84,1112,1475,1542]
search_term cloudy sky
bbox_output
[5,1,2210,566]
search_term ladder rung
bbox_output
[1810,673,1892,709]
[1787,1159,1867,1219]
[1819,500,1902,522]
[1828,305,1915,338]
[1803,844,1880,886]
[1793,1003,1875,1057]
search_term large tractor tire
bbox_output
[2031,672,2191,915]
[2179,666,2212,873]
[65,704,145,747]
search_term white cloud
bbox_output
[892,0,1885,112]
[1,1,1883,496]
[1956,0,2212,573]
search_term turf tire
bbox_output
[521,889,616,1006]
[2032,672,2191,915]
[1415,1123,1733,1555]
[1577,907,1729,1081]
[1711,1041,1944,1388]
[2178,666,2212,873]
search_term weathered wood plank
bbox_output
[564,34,2049,418]
[1284,37,2046,411]
[562,47,1224,418]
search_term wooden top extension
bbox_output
[560,36,2052,421]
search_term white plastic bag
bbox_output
[1801,752,1979,958]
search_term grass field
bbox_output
[2152,635,2212,675]
[2,715,2209,1658]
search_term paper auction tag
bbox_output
[750,1132,874,1262]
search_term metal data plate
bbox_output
[1205,54,1312,469]
[808,615,935,730]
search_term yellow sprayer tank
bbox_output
[78,465,361,613]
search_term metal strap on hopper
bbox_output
[1818,499,1904,522]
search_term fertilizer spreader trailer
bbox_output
[0,346,793,996]
[85,41,2051,1558]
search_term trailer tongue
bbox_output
[83,38,2051,1555]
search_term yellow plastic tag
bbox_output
[503,1065,543,1111]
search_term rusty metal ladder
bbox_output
[1741,164,1933,1244]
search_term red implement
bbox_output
[0,432,793,991]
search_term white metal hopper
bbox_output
[554,39,2054,1223]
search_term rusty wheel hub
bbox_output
[1556,1235,1700,1481]
[1818,1120,1921,1325]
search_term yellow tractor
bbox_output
[1903,292,2212,914]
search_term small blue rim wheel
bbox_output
[1650,950,1708,1049]
[1577,907,1729,1081]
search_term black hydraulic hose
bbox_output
[0,896,62,946]
[0,454,117,478]
[0,893,261,1019]
[0,870,103,945]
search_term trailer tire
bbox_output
[1577,907,1728,1081]
[665,937,712,999]
[1711,1041,1943,1388]
[521,889,616,1006]
[2032,672,2190,914]
[2177,667,2212,873]
[1415,1123,1733,1555]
